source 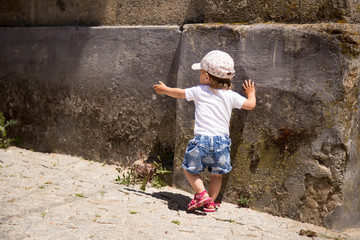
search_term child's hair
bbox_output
[208,72,234,90]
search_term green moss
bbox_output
[230,127,313,206]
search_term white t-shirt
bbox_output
[185,85,246,136]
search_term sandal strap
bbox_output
[199,190,207,195]
[205,201,220,208]
[187,191,212,210]
[195,190,207,200]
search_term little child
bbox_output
[153,50,256,212]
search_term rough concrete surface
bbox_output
[0,0,359,26]
[0,24,359,230]
[1,147,358,240]
[0,26,180,165]
[173,23,360,230]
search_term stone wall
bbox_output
[1,0,360,230]
[0,26,181,165]
[172,23,360,230]
[1,0,360,26]
[1,24,359,231]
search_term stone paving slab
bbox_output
[0,147,358,240]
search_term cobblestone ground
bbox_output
[1,147,359,240]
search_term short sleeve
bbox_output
[232,91,246,109]
[185,86,198,101]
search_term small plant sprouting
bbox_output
[237,196,251,208]
[171,220,180,225]
[151,160,171,189]
[114,156,171,191]
[93,214,101,222]
[130,211,137,214]
[115,165,137,186]
[0,112,18,149]
[75,193,84,198]
[151,175,166,189]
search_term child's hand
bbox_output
[242,79,255,97]
[153,81,168,95]
[241,79,256,110]
[153,81,186,99]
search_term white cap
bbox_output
[191,50,235,79]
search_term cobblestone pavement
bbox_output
[1,147,359,240]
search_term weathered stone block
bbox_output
[174,23,360,230]
[0,0,359,26]
[0,26,181,164]
[0,23,359,230]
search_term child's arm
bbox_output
[153,81,186,99]
[241,79,256,110]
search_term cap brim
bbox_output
[191,63,201,70]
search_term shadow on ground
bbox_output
[123,187,208,215]
[153,191,208,215]
[152,191,190,211]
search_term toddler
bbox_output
[153,50,256,212]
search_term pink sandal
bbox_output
[203,202,220,212]
[187,190,212,211]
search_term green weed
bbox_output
[171,220,180,225]
[115,165,137,186]
[0,112,18,149]
[237,196,251,208]
[93,214,101,222]
[151,175,167,189]
[115,157,171,191]
[143,160,171,190]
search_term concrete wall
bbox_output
[172,23,360,230]
[1,0,360,26]
[0,26,180,165]
[0,24,359,230]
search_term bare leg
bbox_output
[183,169,209,197]
[207,174,222,208]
